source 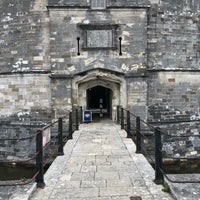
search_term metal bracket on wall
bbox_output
[77,37,80,55]
[119,37,122,55]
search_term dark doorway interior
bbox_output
[87,86,112,119]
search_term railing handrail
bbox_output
[0,132,39,141]
[0,106,83,187]
[117,105,200,184]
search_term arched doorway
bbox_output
[72,68,127,121]
[87,86,112,119]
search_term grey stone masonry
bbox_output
[30,121,173,200]
[0,0,200,160]
[0,0,50,73]
[148,1,200,70]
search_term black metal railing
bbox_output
[68,106,82,139]
[0,106,82,188]
[117,105,200,184]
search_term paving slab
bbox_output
[30,120,174,200]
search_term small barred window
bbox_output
[91,0,106,9]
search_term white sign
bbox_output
[42,128,51,147]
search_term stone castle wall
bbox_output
[147,0,200,157]
[48,5,148,117]
[0,0,50,73]
[148,1,200,70]
[0,0,199,120]
[0,74,51,117]
[0,0,199,158]
[147,0,200,123]
[0,0,51,117]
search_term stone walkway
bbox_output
[30,121,174,200]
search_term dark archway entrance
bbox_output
[87,86,112,119]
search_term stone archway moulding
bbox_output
[72,69,127,112]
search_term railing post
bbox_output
[117,105,120,124]
[80,106,83,123]
[58,118,64,156]
[155,127,164,184]
[68,112,73,139]
[121,108,124,129]
[36,130,45,188]
[76,108,79,130]
[127,111,131,138]
[136,116,142,153]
